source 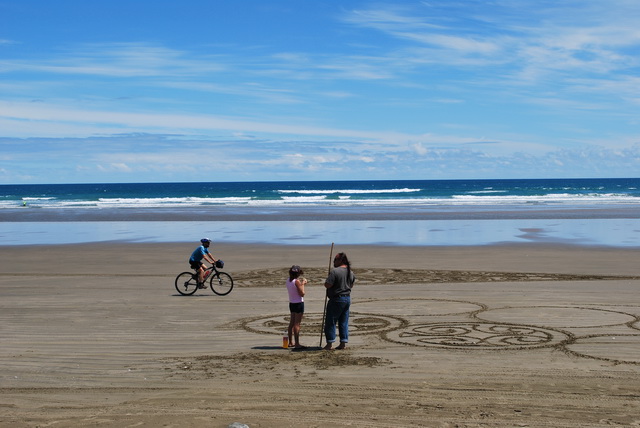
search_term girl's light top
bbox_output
[286,278,304,303]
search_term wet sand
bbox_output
[3,204,640,222]
[2,242,640,427]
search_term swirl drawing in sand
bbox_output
[236,300,640,365]
[384,322,569,349]
[242,312,407,337]
[231,268,640,366]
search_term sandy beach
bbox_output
[2,242,640,427]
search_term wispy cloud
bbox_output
[2,132,639,183]
[1,1,639,183]
[2,97,572,155]
[2,43,226,77]
[342,2,640,88]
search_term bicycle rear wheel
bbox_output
[175,272,198,295]
[210,272,234,296]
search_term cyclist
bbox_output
[189,238,218,289]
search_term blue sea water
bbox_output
[1,178,639,247]
[1,178,639,209]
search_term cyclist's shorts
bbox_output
[189,260,203,270]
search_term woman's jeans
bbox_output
[324,295,351,344]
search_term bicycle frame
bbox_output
[175,263,234,296]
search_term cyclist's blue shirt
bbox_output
[189,245,210,263]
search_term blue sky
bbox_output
[1,0,639,183]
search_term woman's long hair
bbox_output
[334,252,354,286]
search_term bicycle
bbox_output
[174,260,234,296]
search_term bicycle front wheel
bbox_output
[210,272,234,296]
[175,272,198,296]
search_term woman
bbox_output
[323,252,356,350]
[286,265,307,349]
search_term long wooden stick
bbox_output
[319,242,334,348]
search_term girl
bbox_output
[286,265,307,349]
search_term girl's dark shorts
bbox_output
[190,261,203,270]
[289,302,305,314]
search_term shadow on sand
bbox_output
[251,345,323,352]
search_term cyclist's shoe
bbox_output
[198,282,208,289]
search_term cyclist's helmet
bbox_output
[200,238,212,244]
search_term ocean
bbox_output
[1,178,639,247]
[2,178,640,209]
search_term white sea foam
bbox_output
[280,196,328,202]
[243,193,638,207]
[95,197,254,208]
[276,188,421,194]
[450,193,637,205]
[2,191,638,209]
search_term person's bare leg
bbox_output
[288,314,295,347]
[293,313,306,348]
[198,266,207,288]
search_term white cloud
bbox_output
[412,143,428,156]
[1,2,639,183]
[0,100,472,150]
[342,2,640,90]
[1,134,639,183]
[1,43,226,77]
[110,163,132,172]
